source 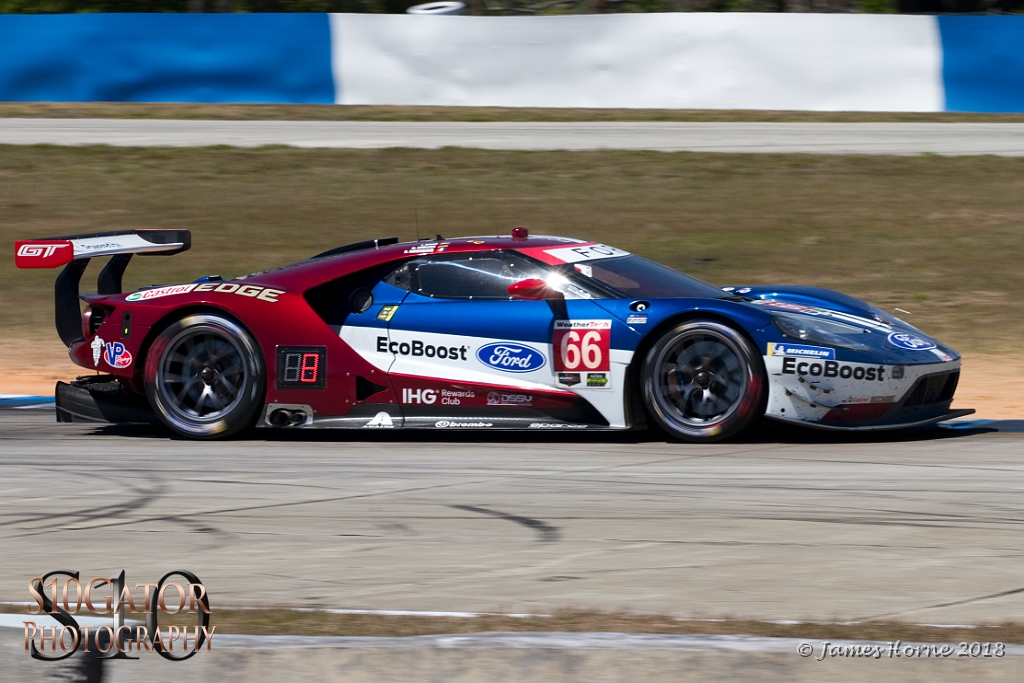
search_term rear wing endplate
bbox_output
[14,230,191,347]
[15,229,190,269]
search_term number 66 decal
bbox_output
[553,320,611,372]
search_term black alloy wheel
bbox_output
[641,320,766,442]
[145,314,265,439]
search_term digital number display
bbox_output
[276,346,326,389]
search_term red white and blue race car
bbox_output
[15,228,972,441]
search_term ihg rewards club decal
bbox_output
[23,570,214,661]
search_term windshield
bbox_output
[564,255,729,299]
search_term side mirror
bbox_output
[508,278,564,301]
[350,287,374,313]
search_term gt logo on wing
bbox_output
[14,241,73,268]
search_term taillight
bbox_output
[82,305,111,338]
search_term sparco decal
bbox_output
[781,358,886,381]
[476,342,546,373]
[378,337,468,361]
[887,331,937,351]
[529,423,587,429]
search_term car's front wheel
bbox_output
[641,320,766,442]
[145,314,265,439]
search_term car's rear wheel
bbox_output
[145,314,265,439]
[641,320,766,442]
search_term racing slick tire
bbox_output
[144,314,265,439]
[641,320,766,443]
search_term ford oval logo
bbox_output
[887,331,936,351]
[477,342,546,373]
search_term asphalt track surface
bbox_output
[1,410,1021,624]
[2,119,1024,154]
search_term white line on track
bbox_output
[3,119,1024,155]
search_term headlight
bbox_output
[772,314,870,352]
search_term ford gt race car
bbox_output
[15,228,972,441]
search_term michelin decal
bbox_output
[766,342,835,360]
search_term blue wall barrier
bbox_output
[939,16,1024,113]
[0,13,1023,112]
[0,13,334,103]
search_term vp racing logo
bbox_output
[476,342,546,373]
[103,342,133,369]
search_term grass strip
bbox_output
[4,103,1024,123]
[3,146,1023,352]
[3,604,1020,643]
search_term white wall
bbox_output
[330,13,944,112]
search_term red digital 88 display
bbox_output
[276,346,327,389]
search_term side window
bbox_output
[383,252,546,300]
[384,262,414,291]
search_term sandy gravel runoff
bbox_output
[1,338,1020,420]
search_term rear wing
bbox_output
[14,230,191,347]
